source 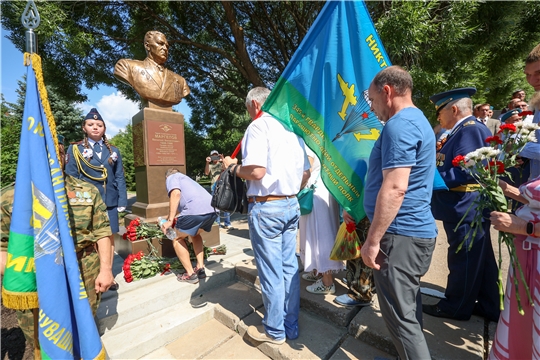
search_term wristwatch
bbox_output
[526,221,535,236]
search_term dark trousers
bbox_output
[373,233,436,360]
[438,221,500,321]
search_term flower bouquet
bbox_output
[451,112,537,314]
[330,221,361,261]
[122,243,227,283]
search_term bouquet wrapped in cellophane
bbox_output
[451,111,537,314]
[330,221,361,261]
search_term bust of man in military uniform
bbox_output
[114,31,190,109]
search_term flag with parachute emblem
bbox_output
[1,53,105,359]
[262,0,390,221]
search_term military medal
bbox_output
[436,153,445,167]
[76,191,85,203]
[68,191,77,204]
[83,191,92,203]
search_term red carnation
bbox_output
[452,155,465,167]
[125,275,133,283]
[485,136,503,145]
[345,222,356,233]
[499,124,517,133]
[486,160,505,174]
[520,111,533,117]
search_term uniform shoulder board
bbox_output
[463,120,476,126]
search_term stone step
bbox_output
[101,298,215,359]
[235,255,487,360]
[98,234,254,334]
[144,319,270,359]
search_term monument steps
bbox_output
[98,231,489,359]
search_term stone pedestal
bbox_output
[124,107,220,247]
[130,108,186,220]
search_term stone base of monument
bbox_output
[120,214,220,259]
[114,237,169,259]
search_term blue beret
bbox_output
[57,134,64,145]
[429,87,477,114]
[500,108,522,123]
[84,108,105,123]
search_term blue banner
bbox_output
[12,54,104,359]
[263,0,391,221]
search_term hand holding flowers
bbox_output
[451,112,537,314]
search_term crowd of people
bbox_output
[2,40,539,359]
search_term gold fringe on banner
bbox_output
[24,52,61,163]
[1,287,38,310]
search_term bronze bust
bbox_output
[114,31,190,109]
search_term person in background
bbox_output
[299,146,344,295]
[224,87,310,345]
[161,168,217,284]
[477,103,501,135]
[517,43,540,180]
[65,108,127,290]
[361,66,437,359]
[204,150,233,230]
[512,88,526,102]
[2,135,114,347]
[428,87,500,323]
[488,177,540,360]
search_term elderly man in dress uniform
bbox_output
[114,30,190,108]
[426,88,500,322]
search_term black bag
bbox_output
[211,164,248,214]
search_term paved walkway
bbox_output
[114,199,508,359]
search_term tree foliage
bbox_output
[0,80,84,187]
[1,0,539,132]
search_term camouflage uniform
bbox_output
[343,217,375,303]
[6,175,112,346]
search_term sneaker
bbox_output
[193,265,207,279]
[334,294,373,307]
[301,271,322,282]
[306,279,335,294]
[246,325,285,345]
[177,272,199,284]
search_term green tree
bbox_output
[0,79,84,187]
[2,1,539,131]
[1,95,21,188]
[109,123,135,191]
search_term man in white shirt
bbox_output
[224,87,310,345]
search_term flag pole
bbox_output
[21,1,41,358]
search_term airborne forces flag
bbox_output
[262,0,391,221]
[1,53,105,359]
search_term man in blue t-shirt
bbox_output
[362,66,437,360]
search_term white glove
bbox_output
[117,207,126,212]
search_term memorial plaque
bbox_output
[146,121,185,166]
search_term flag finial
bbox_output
[21,0,40,54]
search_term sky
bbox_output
[1,29,192,138]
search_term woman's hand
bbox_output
[490,211,527,235]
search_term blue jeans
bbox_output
[211,183,231,226]
[248,197,300,340]
[216,211,231,226]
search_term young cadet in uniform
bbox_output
[65,108,126,290]
[427,88,500,323]
[1,135,114,346]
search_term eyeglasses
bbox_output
[518,104,528,108]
